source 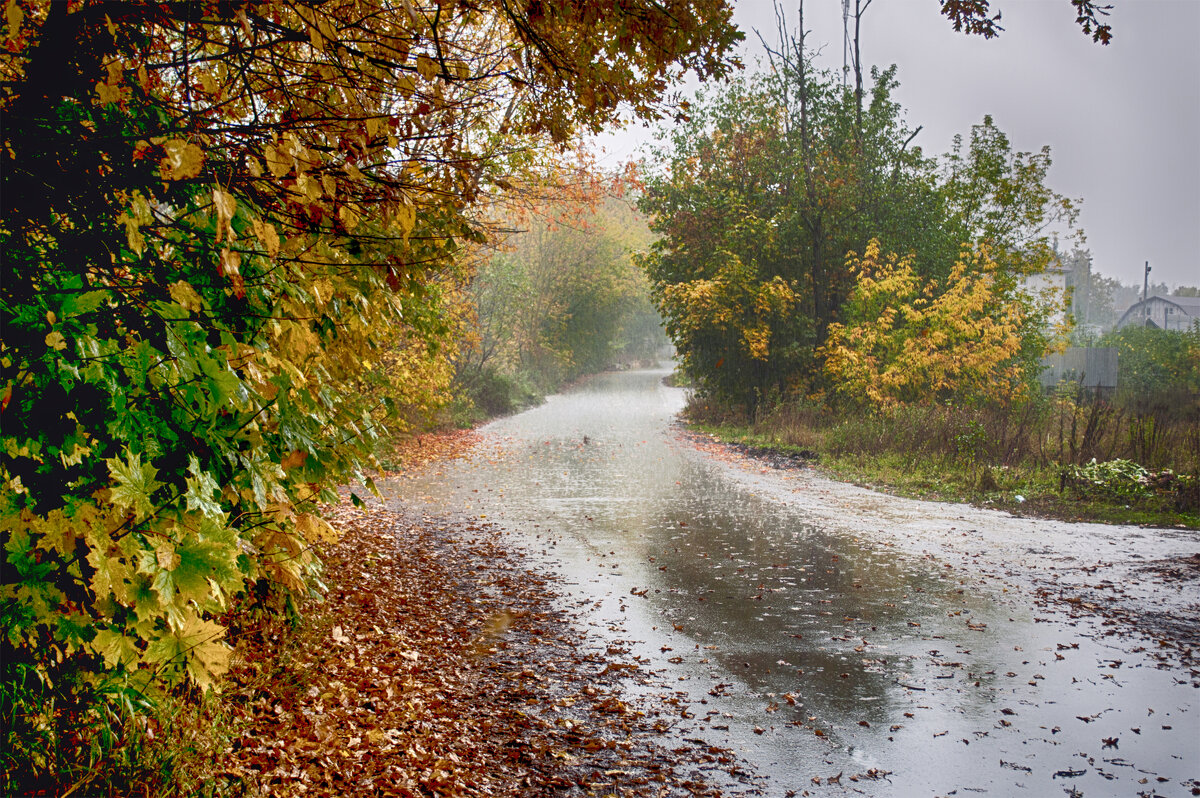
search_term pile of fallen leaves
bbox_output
[211,493,746,796]
[379,429,482,474]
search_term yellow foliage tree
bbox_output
[821,240,1061,411]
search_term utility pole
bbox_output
[1143,261,1151,302]
[842,0,850,87]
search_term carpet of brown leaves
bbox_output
[213,489,748,796]
[380,428,482,473]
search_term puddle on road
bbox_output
[382,368,1199,796]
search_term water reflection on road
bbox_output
[382,368,1199,796]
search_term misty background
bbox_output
[596,0,1200,292]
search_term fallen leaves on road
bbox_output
[381,428,482,473]
[214,493,745,796]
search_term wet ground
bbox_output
[381,368,1199,797]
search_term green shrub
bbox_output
[465,368,541,418]
[1067,458,1151,498]
[1099,325,1200,399]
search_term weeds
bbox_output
[0,659,230,798]
[0,587,325,797]
[688,386,1199,526]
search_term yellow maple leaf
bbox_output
[169,281,205,312]
[295,512,338,544]
[264,143,291,177]
[5,0,23,43]
[251,219,280,258]
[178,614,232,692]
[394,202,416,241]
[91,629,140,670]
[159,139,204,181]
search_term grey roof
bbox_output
[1163,295,1200,314]
[1115,294,1200,328]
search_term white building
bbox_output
[1020,262,1070,330]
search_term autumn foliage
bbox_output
[641,52,1077,412]
[821,240,1061,411]
[460,186,667,414]
[0,0,739,790]
[214,498,743,797]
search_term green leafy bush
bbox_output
[1065,458,1198,511]
[465,368,541,418]
[1067,458,1151,498]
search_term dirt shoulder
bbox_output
[213,492,752,796]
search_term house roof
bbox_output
[1164,295,1200,314]
[1115,294,1200,328]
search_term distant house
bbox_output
[1115,295,1200,331]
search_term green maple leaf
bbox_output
[106,450,163,519]
[128,574,162,625]
[173,524,238,607]
[184,456,224,520]
[85,539,132,604]
[152,566,175,606]
[91,628,140,669]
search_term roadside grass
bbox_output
[1,665,235,798]
[689,415,1200,530]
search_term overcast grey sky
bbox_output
[596,0,1200,288]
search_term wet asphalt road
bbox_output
[383,368,1199,797]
